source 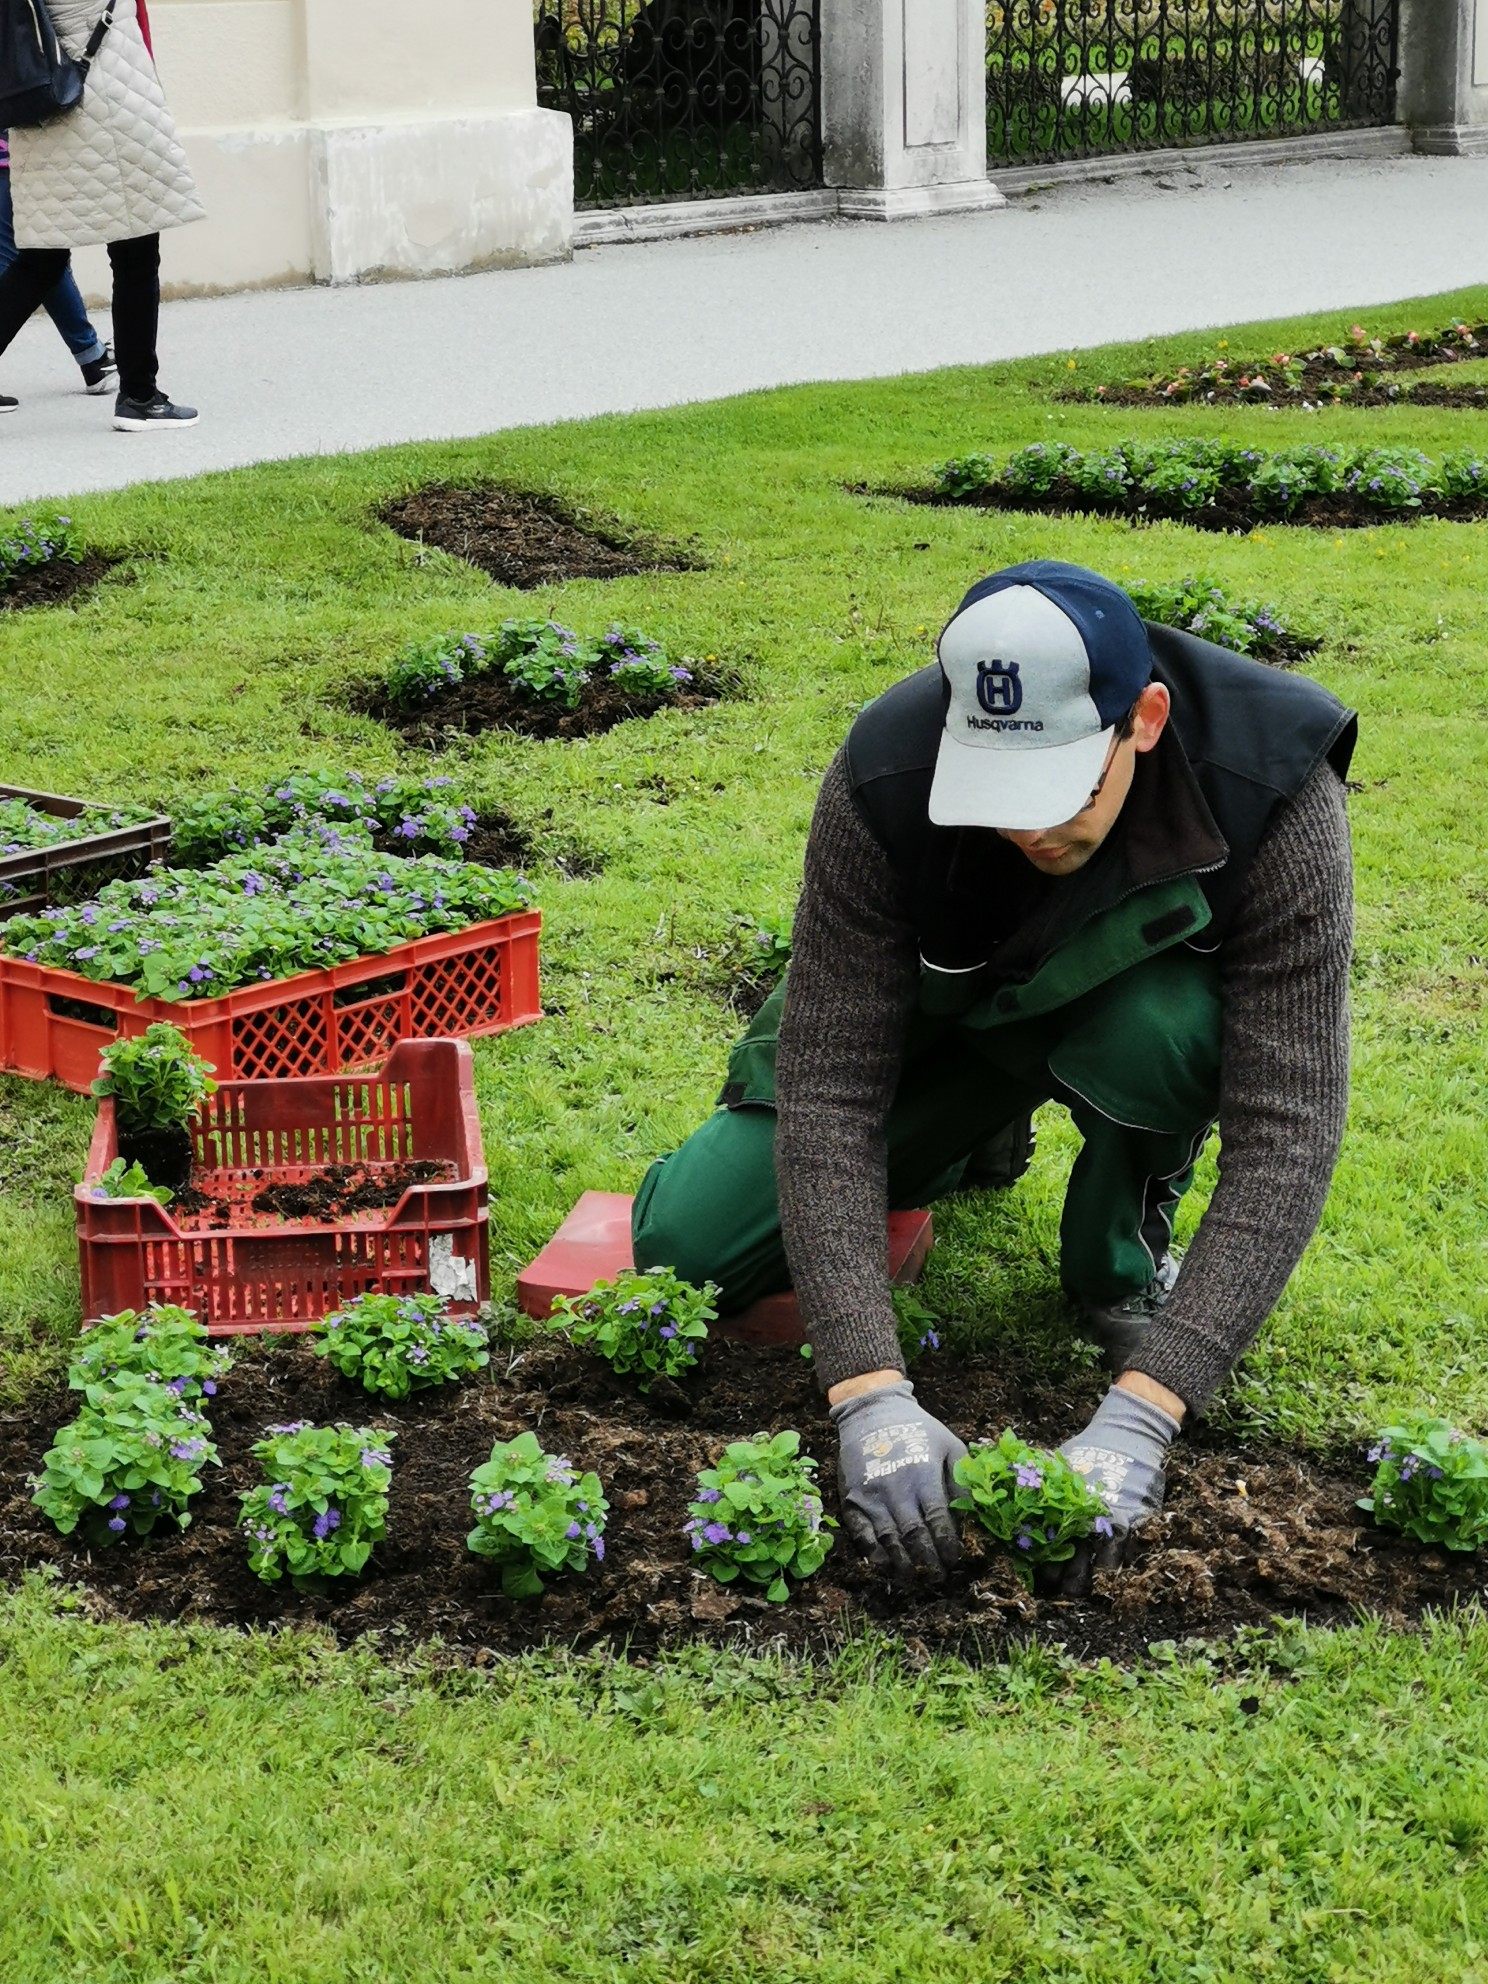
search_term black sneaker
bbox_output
[0,392,17,413]
[113,390,198,432]
[80,344,117,394]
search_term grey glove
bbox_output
[1044,1387,1181,1595]
[830,1380,967,1576]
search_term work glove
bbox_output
[1039,1386,1181,1597]
[830,1380,967,1576]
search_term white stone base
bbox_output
[312,109,573,283]
[1412,122,1488,156]
[76,107,574,302]
[575,188,838,247]
[836,179,1008,220]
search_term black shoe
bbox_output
[80,344,117,394]
[0,392,17,413]
[113,390,198,432]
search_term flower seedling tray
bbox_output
[517,1190,934,1349]
[77,1037,489,1333]
[0,910,541,1093]
[0,782,170,923]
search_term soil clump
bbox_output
[380,486,696,590]
[1,1335,1475,1667]
[171,1160,452,1230]
[360,671,722,745]
[1,553,119,612]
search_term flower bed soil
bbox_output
[907,482,1488,535]
[1082,379,1488,412]
[1,1335,1476,1666]
[172,1160,454,1231]
[0,552,118,612]
[379,486,697,590]
[358,671,721,745]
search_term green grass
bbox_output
[2,285,1488,1978]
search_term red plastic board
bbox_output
[516,1190,934,1349]
[1,909,540,1092]
[77,1038,489,1333]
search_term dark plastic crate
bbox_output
[0,783,170,921]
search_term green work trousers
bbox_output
[633,944,1222,1315]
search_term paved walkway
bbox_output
[3,152,1486,505]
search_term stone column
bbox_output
[821,0,1005,219]
[1398,0,1488,155]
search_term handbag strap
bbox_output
[79,0,119,72]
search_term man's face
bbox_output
[997,682,1171,877]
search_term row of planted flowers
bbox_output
[36,1277,1488,1603]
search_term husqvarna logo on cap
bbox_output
[928,561,1153,833]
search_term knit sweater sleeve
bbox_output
[774,750,920,1391]
[1130,764,1354,1412]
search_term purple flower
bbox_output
[1015,1531,1034,1550]
[169,1438,206,1461]
[269,1421,310,1436]
[736,1531,752,1545]
[1093,1516,1115,1539]
[312,1507,341,1540]
[108,1516,127,1532]
[268,1487,290,1516]
[659,1325,676,1340]
[1015,1463,1043,1490]
[72,945,99,961]
[592,1536,605,1562]
[202,1380,217,1396]
[361,1448,391,1469]
[566,1522,583,1540]
[697,1487,722,1504]
[109,1493,130,1509]
[702,1522,732,1546]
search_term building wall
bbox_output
[77,0,573,300]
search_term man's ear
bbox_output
[1132,681,1171,754]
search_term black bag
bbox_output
[0,0,116,129]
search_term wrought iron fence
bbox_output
[986,0,1400,165]
[536,0,822,208]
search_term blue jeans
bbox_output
[0,169,104,366]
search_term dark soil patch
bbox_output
[724,970,782,1023]
[2,1337,1475,1665]
[380,486,697,590]
[172,1161,452,1230]
[898,481,1488,535]
[0,552,119,612]
[1082,379,1488,412]
[358,670,722,746]
[370,809,533,873]
[118,1126,194,1198]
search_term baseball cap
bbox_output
[928,561,1154,833]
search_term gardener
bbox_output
[634,560,1356,1588]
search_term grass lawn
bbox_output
[1,283,1486,1979]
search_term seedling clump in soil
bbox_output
[5,820,533,1001]
[1359,1414,1488,1551]
[92,1022,217,1133]
[90,1156,172,1204]
[952,1429,1110,1586]
[685,1430,836,1603]
[171,769,481,865]
[0,512,83,587]
[239,1422,393,1584]
[312,1291,490,1400]
[32,1370,218,1545]
[68,1303,230,1403]
[1122,575,1314,665]
[384,617,698,714]
[467,1431,608,1598]
[551,1266,715,1391]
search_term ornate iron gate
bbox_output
[986,0,1400,166]
[536,1,823,208]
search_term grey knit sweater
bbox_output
[774,750,1353,1411]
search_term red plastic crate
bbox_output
[0,782,170,922]
[0,909,540,1093]
[77,1037,490,1333]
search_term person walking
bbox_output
[633,560,1356,1590]
[0,133,116,411]
[0,0,202,430]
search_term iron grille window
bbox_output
[536,1,823,208]
[986,0,1400,165]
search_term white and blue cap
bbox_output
[928,561,1154,833]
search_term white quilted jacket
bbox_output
[11,0,204,249]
